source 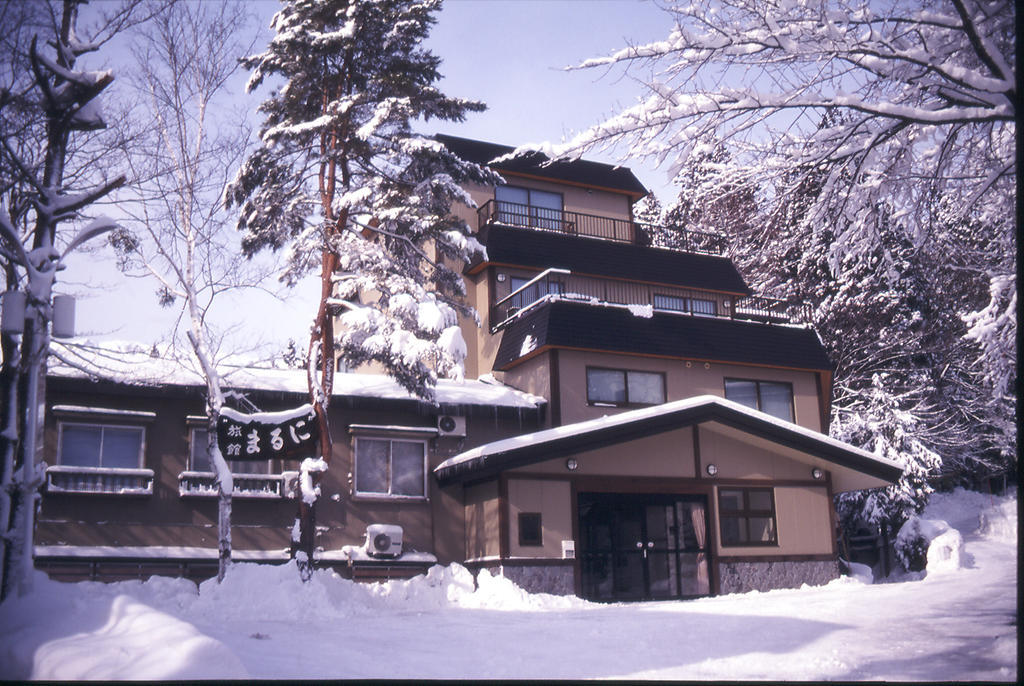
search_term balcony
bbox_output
[477,199,726,255]
[178,471,285,499]
[46,465,154,495]
[490,269,812,332]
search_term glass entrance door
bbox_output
[579,493,711,601]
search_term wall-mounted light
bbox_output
[496,273,507,282]
[566,458,579,471]
[706,463,718,476]
[704,362,710,369]
[811,467,823,480]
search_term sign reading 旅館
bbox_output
[216,404,319,462]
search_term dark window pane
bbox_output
[724,380,758,409]
[191,428,213,471]
[391,440,425,496]
[720,516,743,545]
[759,382,794,421]
[518,512,543,546]
[60,425,102,467]
[749,517,776,542]
[102,428,142,468]
[356,439,389,494]
[718,489,744,511]
[654,294,687,311]
[748,489,773,511]
[495,186,529,225]
[627,371,665,405]
[588,369,626,404]
[690,298,717,316]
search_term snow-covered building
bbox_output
[35,136,901,600]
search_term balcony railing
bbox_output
[178,471,284,499]
[46,465,154,495]
[477,199,726,255]
[491,270,812,331]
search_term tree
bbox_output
[548,0,1015,531]
[0,0,162,600]
[555,0,1015,415]
[108,0,265,582]
[227,0,500,575]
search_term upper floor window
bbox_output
[653,294,718,317]
[587,367,666,407]
[718,488,777,546]
[58,422,144,469]
[354,437,427,499]
[507,275,563,310]
[724,379,794,422]
[495,185,563,230]
[190,427,271,475]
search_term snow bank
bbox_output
[0,572,244,679]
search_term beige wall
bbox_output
[556,349,823,432]
[460,176,633,224]
[506,478,573,558]
[464,481,500,559]
[513,427,697,478]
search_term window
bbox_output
[653,294,718,317]
[58,422,144,469]
[586,367,666,407]
[495,185,563,230]
[507,275,562,310]
[724,379,794,422]
[354,437,427,498]
[718,488,777,546]
[518,512,543,547]
[190,427,271,475]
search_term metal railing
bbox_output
[178,471,284,499]
[46,465,154,495]
[477,200,725,254]
[490,270,813,331]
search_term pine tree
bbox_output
[226,0,499,572]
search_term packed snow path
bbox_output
[0,489,1016,680]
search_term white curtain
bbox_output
[689,501,710,595]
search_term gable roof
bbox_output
[493,300,833,372]
[472,224,750,294]
[434,395,902,490]
[435,134,648,199]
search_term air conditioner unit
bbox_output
[281,471,300,499]
[436,414,466,437]
[365,524,403,558]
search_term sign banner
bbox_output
[216,404,319,462]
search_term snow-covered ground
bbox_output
[1,488,1016,680]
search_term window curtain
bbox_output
[689,501,710,594]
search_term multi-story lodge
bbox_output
[34,135,901,601]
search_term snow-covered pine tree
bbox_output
[226,0,500,572]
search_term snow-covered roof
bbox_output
[435,395,902,489]
[48,341,545,409]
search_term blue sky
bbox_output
[64,0,678,353]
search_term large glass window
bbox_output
[495,185,563,230]
[507,275,562,310]
[587,368,666,407]
[58,423,144,469]
[718,488,777,546]
[653,294,718,317]
[190,427,271,475]
[354,437,427,498]
[724,379,794,422]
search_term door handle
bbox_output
[647,541,655,548]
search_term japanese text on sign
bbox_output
[216,405,318,461]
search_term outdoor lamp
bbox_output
[811,467,824,480]
[706,463,718,476]
[566,458,579,471]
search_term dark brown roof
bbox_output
[433,395,902,486]
[435,134,648,198]
[493,300,834,371]
[475,225,750,294]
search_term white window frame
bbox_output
[353,436,429,500]
[57,421,145,469]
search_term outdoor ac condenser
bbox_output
[365,523,403,558]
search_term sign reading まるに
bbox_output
[216,404,318,461]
